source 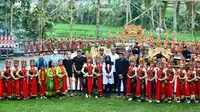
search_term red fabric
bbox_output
[39,69,46,95]
[42,40,46,52]
[165,68,173,99]
[0,73,4,99]
[198,79,200,96]
[48,40,52,51]
[87,63,93,95]
[30,41,34,52]
[107,39,111,49]
[126,66,134,95]
[88,40,91,48]
[176,69,184,98]
[30,67,37,96]
[136,66,143,97]
[146,67,154,100]
[21,68,29,99]
[52,68,60,92]
[156,69,165,101]
[96,64,103,95]
[14,67,20,98]
[185,70,196,97]
[5,68,12,97]
[54,40,58,49]
[79,40,84,49]
[59,66,68,93]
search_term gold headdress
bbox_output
[86,53,93,59]
[148,57,155,64]
[21,59,27,64]
[139,57,145,64]
[129,56,136,63]
[5,59,11,64]
[30,58,35,63]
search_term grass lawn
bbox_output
[47,23,200,42]
[0,95,199,112]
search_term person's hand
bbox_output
[106,74,110,79]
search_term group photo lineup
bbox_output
[0,0,200,112]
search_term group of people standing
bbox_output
[0,47,200,104]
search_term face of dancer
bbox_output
[6,62,10,68]
[87,58,91,63]
[30,62,35,66]
[130,62,135,66]
[14,62,18,67]
[96,59,100,64]
[22,62,26,68]
[150,63,154,67]
[58,60,63,66]
[51,62,55,67]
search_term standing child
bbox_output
[38,65,47,99]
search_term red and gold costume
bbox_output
[28,59,38,97]
[185,63,197,98]
[176,63,187,101]
[165,61,176,101]
[146,58,157,101]
[0,72,4,99]
[156,61,167,103]
[82,53,94,96]
[126,56,137,96]
[19,59,29,99]
[11,59,21,99]
[136,57,147,99]
[3,59,12,98]
[57,64,68,94]
[94,55,103,96]
[38,67,47,96]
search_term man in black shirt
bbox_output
[73,49,86,95]
[63,51,74,96]
[182,46,191,59]
[115,52,130,99]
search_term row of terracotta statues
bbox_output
[24,37,117,55]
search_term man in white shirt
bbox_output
[110,48,119,90]
[49,49,62,66]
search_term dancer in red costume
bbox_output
[28,59,38,98]
[165,60,176,103]
[156,61,167,103]
[127,56,137,101]
[0,72,4,99]
[19,59,29,100]
[11,59,21,99]
[93,55,103,97]
[136,57,147,102]
[146,57,157,103]
[2,59,12,99]
[176,61,187,103]
[38,65,47,99]
[185,59,197,103]
[81,53,95,98]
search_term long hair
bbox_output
[48,60,53,68]
[105,55,113,65]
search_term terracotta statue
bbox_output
[95,37,99,48]
[60,38,64,51]
[47,39,52,52]
[66,38,70,51]
[54,39,58,50]
[171,40,176,54]
[107,37,111,49]
[35,39,40,54]
[191,40,195,54]
[177,41,182,56]
[197,41,200,53]
[72,37,78,52]
[113,37,117,47]
[41,39,46,54]
[87,38,91,48]
[79,37,84,49]
[30,40,34,54]
[101,38,105,46]
[24,40,29,55]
